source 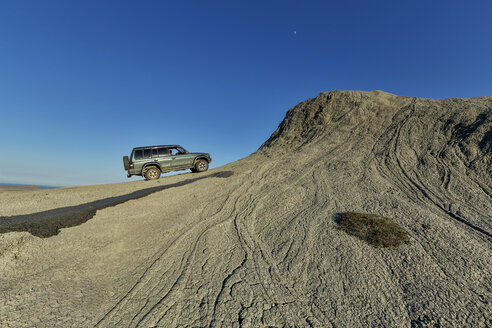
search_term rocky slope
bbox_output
[0,90,490,327]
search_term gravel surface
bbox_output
[0,90,490,327]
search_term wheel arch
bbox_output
[142,163,162,173]
[194,156,210,164]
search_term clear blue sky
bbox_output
[1,1,491,186]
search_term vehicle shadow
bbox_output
[0,171,234,238]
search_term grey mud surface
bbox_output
[0,171,233,238]
[0,91,490,327]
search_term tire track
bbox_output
[94,166,265,327]
[373,100,492,240]
[93,173,239,327]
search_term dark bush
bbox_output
[337,212,410,248]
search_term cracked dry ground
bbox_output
[0,91,491,327]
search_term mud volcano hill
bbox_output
[0,90,491,327]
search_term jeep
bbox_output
[123,145,211,180]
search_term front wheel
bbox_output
[194,159,209,172]
[144,167,161,180]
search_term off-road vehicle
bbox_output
[123,145,211,180]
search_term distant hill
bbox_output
[0,183,59,191]
[0,184,40,191]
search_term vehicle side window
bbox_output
[152,149,159,157]
[158,148,169,156]
[143,149,151,158]
[134,150,143,160]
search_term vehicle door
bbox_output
[152,147,172,170]
[170,147,193,167]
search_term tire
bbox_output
[144,167,161,180]
[123,156,130,170]
[194,159,209,172]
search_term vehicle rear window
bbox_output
[134,149,143,160]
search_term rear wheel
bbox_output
[194,159,209,172]
[144,167,161,180]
